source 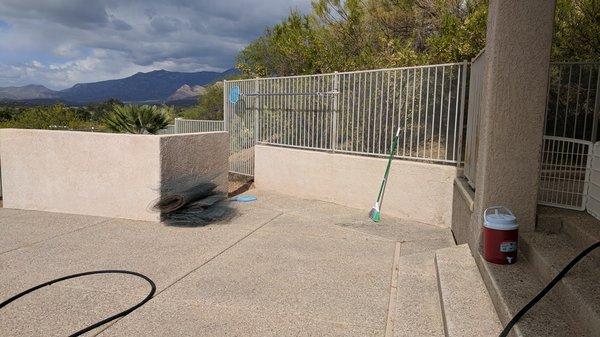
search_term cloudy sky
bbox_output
[0,0,311,90]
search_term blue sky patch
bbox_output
[0,20,10,30]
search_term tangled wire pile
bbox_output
[153,175,236,226]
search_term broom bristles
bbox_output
[369,203,381,222]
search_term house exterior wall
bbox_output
[0,129,228,221]
[255,145,456,227]
[586,142,600,220]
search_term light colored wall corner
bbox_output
[255,145,457,227]
[451,181,478,248]
[473,0,556,234]
[454,177,474,212]
[0,129,161,221]
[158,131,229,196]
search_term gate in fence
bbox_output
[462,58,600,212]
[224,62,468,177]
[539,62,600,210]
[538,136,593,210]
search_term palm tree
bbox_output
[103,105,170,134]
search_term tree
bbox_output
[83,99,124,122]
[552,0,600,61]
[237,11,328,77]
[181,82,224,120]
[103,105,170,134]
[236,0,488,77]
[426,0,488,63]
[0,103,94,130]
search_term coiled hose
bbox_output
[0,270,156,337]
[499,241,600,337]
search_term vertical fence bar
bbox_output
[410,68,417,157]
[592,69,600,142]
[254,78,259,143]
[405,70,410,156]
[332,72,339,152]
[223,80,228,132]
[456,61,468,164]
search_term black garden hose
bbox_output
[2,243,598,337]
[499,241,600,337]
[0,270,156,337]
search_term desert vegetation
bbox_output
[236,0,598,78]
[0,0,597,131]
[103,105,172,134]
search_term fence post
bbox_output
[223,80,228,132]
[332,71,339,152]
[254,78,259,143]
[591,68,600,142]
[174,118,181,134]
[456,60,469,166]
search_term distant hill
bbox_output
[0,98,76,106]
[0,85,58,100]
[167,84,206,101]
[0,68,239,104]
[59,69,235,103]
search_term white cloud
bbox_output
[1,49,213,89]
[0,0,312,89]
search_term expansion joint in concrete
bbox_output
[94,212,285,336]
[0,217,113,256]
[384,242,402,337]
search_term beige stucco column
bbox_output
[473,0,556,233]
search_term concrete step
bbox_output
[475,249,586,337]
[434,244,502,337]
[393,251,445,337]
[537,206,600,250]
[520,231,600,336]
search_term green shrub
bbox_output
[103,105,170,134]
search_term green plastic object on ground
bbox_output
[369,127,401,222]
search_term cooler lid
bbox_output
[484,206,518,230]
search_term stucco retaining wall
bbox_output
[255,145,457,227]
[0,129,228,221]
[451,178,479,249]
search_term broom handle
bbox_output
[376,128,401,204]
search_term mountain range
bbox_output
[0,68,237,105]
[167,84,206,103]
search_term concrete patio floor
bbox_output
[0,190,456,336]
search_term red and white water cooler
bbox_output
[483,206,518,264]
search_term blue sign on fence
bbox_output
[229,85,240,104]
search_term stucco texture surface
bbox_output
[159,131,229,195]
[254,145,456,227]
[0,190,456,336]
[0,129,228,221]
[472,0,555,233]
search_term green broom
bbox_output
[369,127,401,222]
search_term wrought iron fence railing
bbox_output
[225,62,468,176]
[158,119,224,135]
[538,136,593,210]
[537,62,600,210]
[463,50,485,189]
[544,62,600,142]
